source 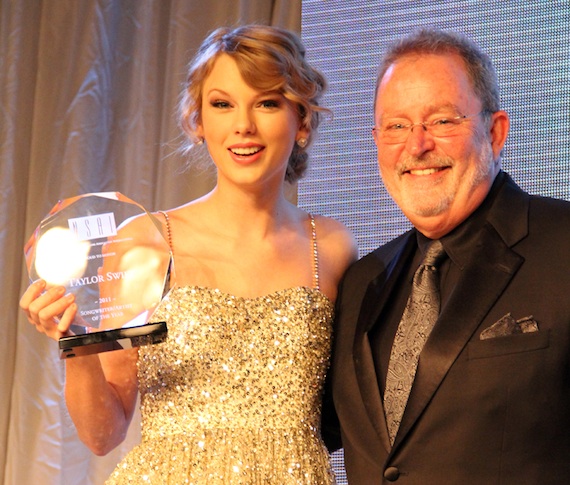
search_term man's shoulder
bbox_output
[529,192,570,212]
[526,194,570,242]
[488,172,570,244]
[345,230,414,277]
[369,229,413,257]
[501,171,570,215]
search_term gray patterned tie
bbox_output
[384,239,446,445]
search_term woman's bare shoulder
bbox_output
[312,213,358,269]
[313,213,357,250]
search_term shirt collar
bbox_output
[418,171,507,268]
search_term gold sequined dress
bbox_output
[106,217,336,484]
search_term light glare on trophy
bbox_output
[34,227,91,285]
[24,193,172,358]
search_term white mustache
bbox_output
[398,156,454,176]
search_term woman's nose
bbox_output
[234,109,256,135]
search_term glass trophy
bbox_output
[24,192,173,359]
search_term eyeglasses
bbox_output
[372,111,486,144]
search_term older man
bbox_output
[324,29,570,484]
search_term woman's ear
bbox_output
[194,123,205,144]
[296,126,310,147]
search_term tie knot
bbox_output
[422,240,446,268]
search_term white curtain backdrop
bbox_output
[0,1,300,483]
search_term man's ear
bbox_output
[489,110,510,160]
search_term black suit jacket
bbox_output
[324,173,570,484]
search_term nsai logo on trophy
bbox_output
[24,192,173,358]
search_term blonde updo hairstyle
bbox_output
[179,24,328,183]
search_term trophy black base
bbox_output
[59,321,168,359]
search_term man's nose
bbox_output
[405,123,435,156]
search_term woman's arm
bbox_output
[20,280,139,456]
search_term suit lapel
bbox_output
[352,233,417,449]
[350,172,530,453]
[393,176,529,449]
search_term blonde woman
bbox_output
[21,25,357,484]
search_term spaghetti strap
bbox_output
[158,210,173,255]
[158,210,319,291]
[309,214,320,291]
[157,210,175,290]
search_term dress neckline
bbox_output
[159,211,323,292]
[167,284,334,306]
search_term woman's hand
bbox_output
[19,279,77,340]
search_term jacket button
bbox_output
[384,466,400,481]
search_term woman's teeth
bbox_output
[230,147,261,156]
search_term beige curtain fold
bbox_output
[0,1,300,483]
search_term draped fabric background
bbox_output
[0,1,300,483]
